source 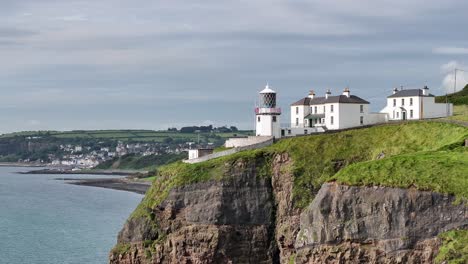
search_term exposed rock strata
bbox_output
[295,182,467,263]
[110,158,467,264]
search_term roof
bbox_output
[291,95,370,106]
[388,89,435,98]
[304,113,325,119]
[259,85,276,94]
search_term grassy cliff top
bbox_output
[132,121,468,220]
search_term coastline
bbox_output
[0,162,44,167]
[62,177,151,195]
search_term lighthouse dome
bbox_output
[260,84,276,94]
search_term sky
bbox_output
[1,0,468,133]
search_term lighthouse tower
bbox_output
[255,85,282,138]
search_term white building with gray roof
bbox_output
[380,86,453,121]
[288,88,386,135]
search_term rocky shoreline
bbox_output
[62,177,151,195]
[16,168,152,195]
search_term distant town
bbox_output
[0,125,251,170]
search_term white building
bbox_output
[255,85,282,138]
[288,88,386,135]
[188,148,214,160]
[380,86,453,120]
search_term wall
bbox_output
[281,127,325,137]
[183,137,274,164]
[290,105,308,127]
[225,136,272,148]
[422,97,453,118]
[256,114,281,138]
[384,96,421,120]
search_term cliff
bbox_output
[110,122,468,264]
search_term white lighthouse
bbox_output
[255,85,282,138]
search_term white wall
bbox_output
[388,96,421,120]
[256,114,281,138]
[281,127,325,137]
[422,97,453,118]
[225,136,272,148]
[323,103,339,129]
[290,105,308,127]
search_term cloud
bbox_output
[440,61,468,92]
[433,47,468,55]
[54,15,88,22]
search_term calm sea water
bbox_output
[0,166,143,264]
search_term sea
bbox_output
[0,166,143,264]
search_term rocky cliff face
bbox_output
[110,155,467,264]
[111,159,279,264]
[295,182,467,263]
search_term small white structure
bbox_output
[255,85,282,138]
[289,88,386,134]
[380,86,453,120]
[188,148,214,160]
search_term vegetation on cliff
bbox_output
[131,121,468,221]
[114,120,468,262]
[436,84,468,106]
[95,153,186,171]
[436,229,468,264]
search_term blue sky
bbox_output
[1,0,467,133]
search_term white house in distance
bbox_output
[288,88,386,136]
[380,86,453,120]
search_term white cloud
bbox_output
[433,47,468,55]
[440,61,468,93]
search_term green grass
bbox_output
[123,121,468,258]
[435,229,468,264]
[332,149,468,201]
[132,121,468,220]
[446,105,468,122]
[95,153,186,171]
[0,129,253,141]
[268,121,468,207]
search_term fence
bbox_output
[183,137,274,164]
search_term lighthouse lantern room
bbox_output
[255,85,282,138]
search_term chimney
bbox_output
[393,87,398,94]
[343,87,350,98]
[422,85,429,96]
[325,89,331,99]
[308,90,315,99]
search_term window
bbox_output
[410,98,413,106]
[360,105,364,113]
[257,116,261,122]
[392,111,395,119]
[314,106,317,113]
[360,116,364,125]
[296,107,299,114]
[410,110,413,118]
[296,118,299,126]
[323,106,325,112]
[288,130,291,135]
[331,116,334,125]
[401,98,405,106]
[330,105,334,113]
[393,99,396,107]
[273,116,277,122]
[397,112,399,118]
[304,129,308,134]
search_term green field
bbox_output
[0,129,253,143]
